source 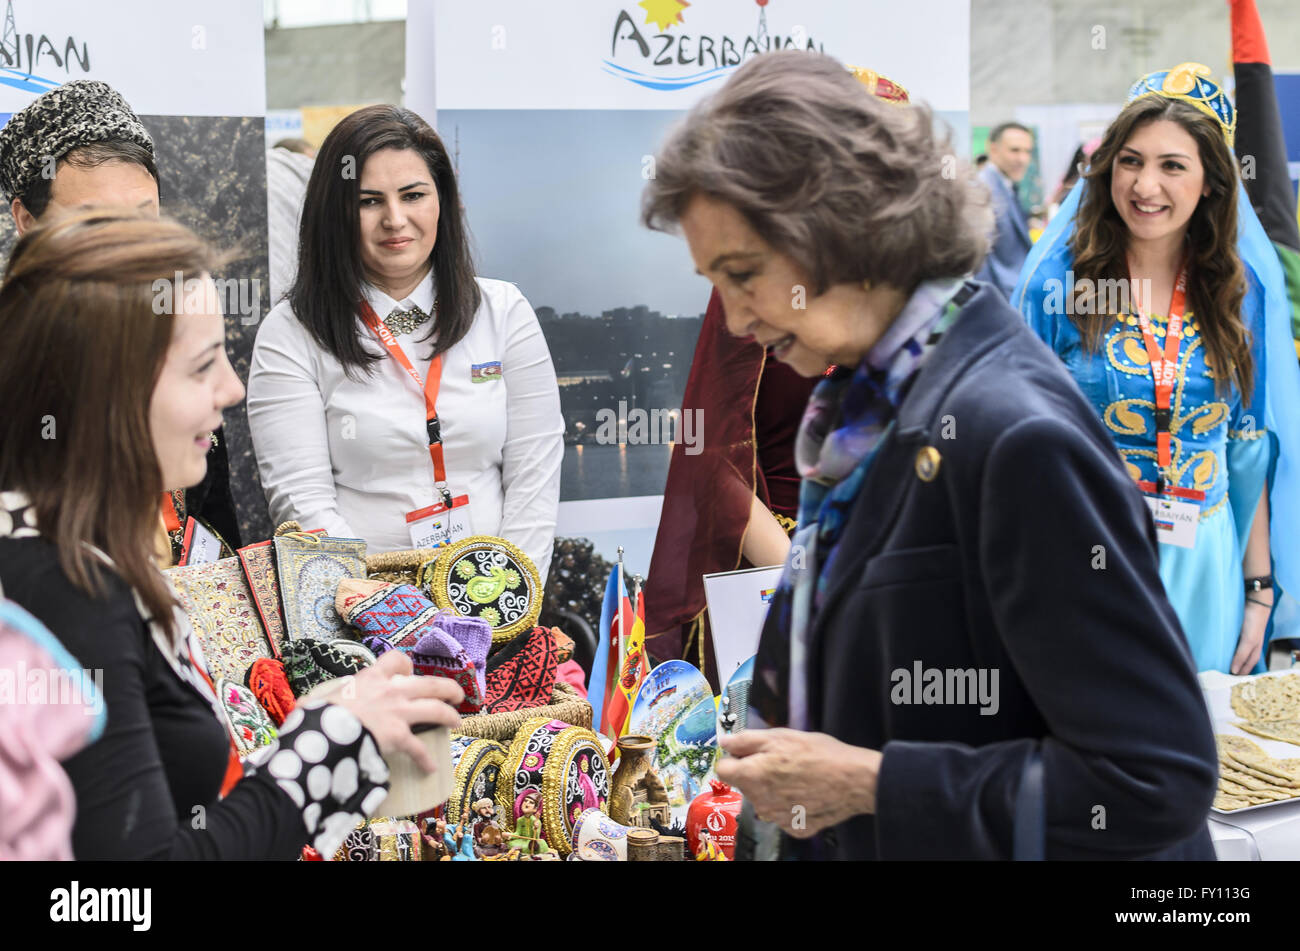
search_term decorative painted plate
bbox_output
[629,660,719,825]
[717,655,755,736]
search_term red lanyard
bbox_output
[160,492,181,533]
[358,299,451,498]
[1129,256,1188,494]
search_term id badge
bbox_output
[1143,495,1198,549]
[179,517,222,566]
[406,494,472,549]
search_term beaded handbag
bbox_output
[418,535,542,645]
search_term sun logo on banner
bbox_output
[638,0,690,32]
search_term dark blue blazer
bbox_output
[974,163,1033,300]
[755,282,1218,860]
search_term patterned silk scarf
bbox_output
[768,278,971,730]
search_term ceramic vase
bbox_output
[609,734,670,828]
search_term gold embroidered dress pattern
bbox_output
[1100,311,1248,519]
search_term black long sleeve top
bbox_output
[0,525,387,860]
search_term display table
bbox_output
[1200,669,1300,860]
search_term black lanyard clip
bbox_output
[1153,407,1172,434]
[426,415,442,446]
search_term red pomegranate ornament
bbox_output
[686,779,743,859]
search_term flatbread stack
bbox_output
[1213,734,1300,812]
[1231,673,1300,721]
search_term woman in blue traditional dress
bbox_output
[1015,63,1300,674]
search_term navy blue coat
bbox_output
[974,163,1033,300]
[753,282,1218,860]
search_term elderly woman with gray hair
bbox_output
[643,51,1218,860]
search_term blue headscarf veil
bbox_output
[1012,161,1300,643]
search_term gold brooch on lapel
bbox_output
[915,447,941,482]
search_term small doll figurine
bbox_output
[436,818,456,861]
[576,754,600,812]
[422,832,448,862]
[442,817,478,862]
[423,818,450,861]
[695,829,728,862]
[453,827,478,862]
[471,797,506,856]
[507,789,550,857]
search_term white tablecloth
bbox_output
[1200,670,1300,860]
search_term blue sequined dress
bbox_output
[1019,250,1270,672]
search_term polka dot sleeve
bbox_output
[243,700,389,858]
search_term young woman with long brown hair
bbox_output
[1016,63,1300,674]
[0,211,463,859]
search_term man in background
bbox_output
[975,121,1035,299]
[266,138,316,304]
[0,80,241,559]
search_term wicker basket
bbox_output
[454,681,593,743]
[366,548,442,586]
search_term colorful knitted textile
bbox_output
[281,638,368,697]
[245,657,295,725]
[484,626,559,712]
[336,579,489,713]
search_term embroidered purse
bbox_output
[273,532,367,643]
[216,677,278,756]
[237,540,287,658]
[164,557,273,686]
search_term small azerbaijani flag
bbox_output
[588,561,625,744]
[595,592,637,744]
[606,589,649,743]
[471,361,503,383]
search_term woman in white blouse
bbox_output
[248,106,563,578]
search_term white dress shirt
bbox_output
[246,269,563,580]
